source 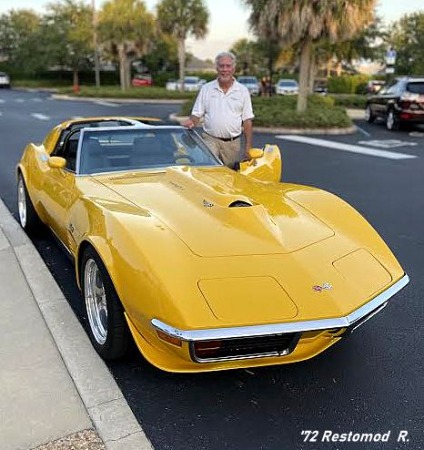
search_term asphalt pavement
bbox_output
[0,197,152,450]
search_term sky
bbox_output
[1,0,423,60]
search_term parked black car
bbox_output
[365,76,424,130]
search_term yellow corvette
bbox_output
[17,117,409,372]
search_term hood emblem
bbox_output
[203,199,214,208]
[313,283,333,292]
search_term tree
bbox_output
[98,0,155,91]
[0,9,42,74]
[243,0,376,112]
[157,0,209,91]
[42,0,93,89]
[387,12,424,76]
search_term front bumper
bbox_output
[152,274,409,344]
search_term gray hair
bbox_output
[215,51,236,68]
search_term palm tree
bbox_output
[157,0,209,91]
[98,0,155,91]
[243,0,376,112]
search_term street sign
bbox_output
[385,49,397,65]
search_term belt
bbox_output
[205,132,242,142]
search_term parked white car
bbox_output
[0,72,10,88]
[237,76,260,95]
[275,79,299,95]
[166,76,203,92]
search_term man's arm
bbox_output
[242,118,253,157]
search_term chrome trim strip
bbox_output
[152,274,409,342]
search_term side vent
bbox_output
[229,200,252,208]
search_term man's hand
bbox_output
[182,115,199,129]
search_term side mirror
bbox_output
[239,144,282,183]
[48,156,67,169]
[247,148,264,159]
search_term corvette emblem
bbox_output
[203,199,214,208]
[313,283,333,292]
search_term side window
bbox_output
[62,130,80,172]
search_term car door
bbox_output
[40,132,79,247]
[375,82,399,117]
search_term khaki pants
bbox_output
[202,133,241,168]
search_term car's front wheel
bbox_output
[386,110,399,131]
[81,248,129,360]
[17,173,42,232]
[365,105,376,123]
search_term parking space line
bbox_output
[31,113,50,121]
[276,135,417,160]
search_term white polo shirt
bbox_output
[191,79,254,139]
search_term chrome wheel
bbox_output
[386,110,398,130]
[365,105,375,123]
[17,176,27,228]
[84,258,108,345]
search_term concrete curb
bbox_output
[0,198,152,450]
[51,94,185,105]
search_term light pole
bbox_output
[92,0,101,88]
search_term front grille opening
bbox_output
[191,333,301,362]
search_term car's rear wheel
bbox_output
[386,110,399,131]
[365,105,376,123]
[17,173,42,232]
[81,248,129,360]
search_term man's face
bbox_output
[217,56,235,83]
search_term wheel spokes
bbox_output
[84,259,108,345]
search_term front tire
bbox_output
[81,248,129,360]
[365,105,376,123]
[386,109,399,131]
[17,173,42,232]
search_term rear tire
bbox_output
[386,110,399,131]
[17,173,42,233]
[81,247,129,360]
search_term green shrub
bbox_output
[330,94,368,109]
[327,74,370,94]
[181,94,351,128]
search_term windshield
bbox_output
[278,80,297,87]
[238,77,257,84]
[78,127,221,175]
[185,78,199,84]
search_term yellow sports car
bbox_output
[16,117,409,372]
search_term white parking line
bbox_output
[276,135,417,160]
[31,113,50,121]
[93,100,120,107]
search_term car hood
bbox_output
[95,166,334,257]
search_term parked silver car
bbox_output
[166,76,203,92]
[276,79,298,95]
[237,76,260,95]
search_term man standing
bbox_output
[183,51,254,168]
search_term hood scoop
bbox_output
[228,200,253,208]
